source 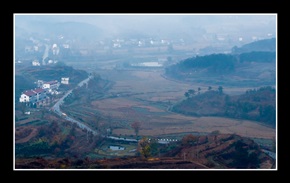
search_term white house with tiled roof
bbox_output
[32,60,40,66]
[19,88,47,103]
[61,77,69,85]
[19,90,37,103]
[42,80,60,93]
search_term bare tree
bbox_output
[131,121,142,139]
[185,89,196,98]
[95,115,102,133]
[198,87,201,94]
[184,92,190,98]
[218,86,223,94]
[188,89,196,96]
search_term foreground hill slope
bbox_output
[15,133,275,169]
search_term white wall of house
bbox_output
[19,94,31,102]
[32,61,40,66]
[50,83,59,90]
[42,83,50,89]
[42,81,59,90]
[19,89,47,104]
[61,77,69,85]
[37,91,47,101]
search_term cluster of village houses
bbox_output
[19,77,69,107]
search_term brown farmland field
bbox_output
[85,69,275,139]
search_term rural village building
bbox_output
[42,80,60,93]
[61,77,69,85]
[32,60,40,66]
[19,88,48,106]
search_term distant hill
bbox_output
[177,53,237,74]
[48,21,103,40]
[165,48,276,87]
[172,86,276,127]
[17,21,103,40]
[232,38,276,54]
[239,51,276,63]
[165,54,238,82]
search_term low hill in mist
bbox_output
[165,39,276,87]
[16,19,103,40]
[172,86,276,127]
[232,38,276,54]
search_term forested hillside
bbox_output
[232,38,276,54]
[165,38,276,87]
[239,51,276,63]
[172,86,276,127]
[175,53,237,74]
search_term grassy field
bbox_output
[112,116,275,139]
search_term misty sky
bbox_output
[15,14,276,40]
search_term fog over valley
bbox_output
[14,14,277,170]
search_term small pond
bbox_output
[109,145,125,151]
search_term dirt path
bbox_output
[16,127,38,144]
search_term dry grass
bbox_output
[15,127,38,143]
[78,69,275,140]
[91,98,164,113]
[113,116,275,139]
[260,160,275,169]
[91,98,138,109]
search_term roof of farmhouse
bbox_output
[44,80,58,85]
[23,88,45,96]
[23,90,36,96]
[34,88,46,93]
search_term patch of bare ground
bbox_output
[16,117,40,126]
[88,69,275,140]
[113,116,275,139]
[91,98,141,109]
[260,159,274,169]
[15,156,208,169]
[15,126,38,143]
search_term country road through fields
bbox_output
[51,75,140,142]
